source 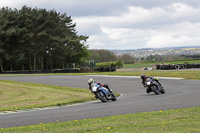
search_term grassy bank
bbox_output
[2,107,200,133]
[0,80,94,112]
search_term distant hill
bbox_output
[110,46,200,57]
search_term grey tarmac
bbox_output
[0,75,200,128]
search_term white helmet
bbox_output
[88,78,94,84]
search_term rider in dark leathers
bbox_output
[141,74,163,93]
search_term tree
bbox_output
[89,49,117,62]
[0,6,90,71]
[0,7,23,71]
[94,54,100,63]
[118,54,135,64]
[0,8,5,71]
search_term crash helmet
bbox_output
[88,78,94,84]
[141,74,146,79]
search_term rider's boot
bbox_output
[95,94,98,99]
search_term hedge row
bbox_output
[96,61,123,68]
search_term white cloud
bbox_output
[145,22,200,48]
[74,2,200,49]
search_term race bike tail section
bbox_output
[109,89,117,101]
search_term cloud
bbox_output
[73,2,200,49]
[145,22,200,48]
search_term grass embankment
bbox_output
[0,80,95,112]
[2,107,200,133]
[123,59,200,68]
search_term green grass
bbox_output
[2,107,200,133]
[0,80,95,112]
[123,59,200,68]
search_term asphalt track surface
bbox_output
[0,75,200,128]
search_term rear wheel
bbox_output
[110,92,117,101]
[96,90,108,102]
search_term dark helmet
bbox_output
[141,74,146,79]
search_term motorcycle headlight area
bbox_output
[147,82,151,86]
[92,87,97,92]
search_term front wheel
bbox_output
[151,85,160,95]
[161,88,165,94]
[96,90,108,102]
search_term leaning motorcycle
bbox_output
[144,78,165,95]
[91,83,117,102]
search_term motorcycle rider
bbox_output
[88,78,111,98]
[141,74,163,93]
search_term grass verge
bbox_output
[0,80,95,112]
[2,107,200,133]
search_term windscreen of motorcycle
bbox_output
[92,86,98,92]
[146,78,152,86]
[91,83,98,92]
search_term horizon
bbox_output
[89,45,200,51]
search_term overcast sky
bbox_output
[1,0,200,50]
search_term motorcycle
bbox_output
[144,78,165,95]
[91,83,117,102]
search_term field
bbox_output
[123,59,200,68]
[2,107,200,133]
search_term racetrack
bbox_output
[0,75,200,128]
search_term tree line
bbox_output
[0,6,89,72]
[145,54,200,62]
[89,49,135,64]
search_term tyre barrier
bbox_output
[175,65,179,69]
[0,69,80,74]
[155,63,200,70]
[93,67,116,72]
